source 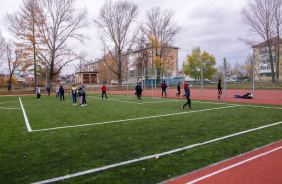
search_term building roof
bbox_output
[129,45,180,54]
[253,37,282,48]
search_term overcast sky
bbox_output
[0,0,253,74]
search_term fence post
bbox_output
[224,57,227,97]
[201,60,203,96]
[155,67,157,94]
[252,55,255,99]
[167,65,169,94]
[126,71,128,97]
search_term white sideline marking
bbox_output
[0,107,21,110]
[31,105,239,132]
[186,146,282,184]
[19,97,32,132]
[0,101,21,109]
[31,121,282,184]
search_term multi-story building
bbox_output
[75,59,100,84]
[253,37,282,81]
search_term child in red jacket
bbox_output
[101,84,108,99]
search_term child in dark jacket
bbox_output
[78,86,84,106]
[182,82,192,109]
[59,85,65,102]
[176,82,181,96]
[82,85,87,106]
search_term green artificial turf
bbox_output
[0,93,281,183]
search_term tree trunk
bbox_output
[276,38,280,83]
[8,74,12,91]
[267,41,276,83]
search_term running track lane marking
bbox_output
[19,97,32,132]
[186,146,282,184]
[31,121,282,184]
[31,105,239,132]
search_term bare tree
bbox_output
[241,0,279,83]
[0,31,6,67]
[94,0,139,84]
[36,0,88,85]
[133,33,150,71]
[144,6,181,75]
[6,42,22,90]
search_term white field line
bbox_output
[31,105,239,132]
[31,121,282,184]
[0,107,21,110]
[0,101,19,105]
[0,101,21,109]
[242,105,282,110]
[88,96,181,104]
[186,146,282,184]
[88,96,228,105]
[19,97,32,132]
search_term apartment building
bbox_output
[253,37,282,81]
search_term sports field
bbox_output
[0,93,281,183]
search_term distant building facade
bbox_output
[75,59,100,84]
[253,37,282,81]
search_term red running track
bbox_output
[109,89,282,105]
[109,89,282,184]
[163,141,282,184]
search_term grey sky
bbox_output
[0,0,253,74]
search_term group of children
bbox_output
[69,84,87,106]
[35,80,224,109]
[35,83,109,106]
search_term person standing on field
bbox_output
[161,81,168,98]
[182,83,192,109]
[82,84,87,106]
[59,85,65,102]
[136,82,143,100]
[218,79,222,99]
[36,86,41,100]
[78,85,84,106]
[101,83,108,99]
[70,84,78,106]
[56,85,60,99]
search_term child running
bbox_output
[218,79,222,99]
[176,82,181,96]
[182,82,192,109]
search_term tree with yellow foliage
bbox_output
[144,6,181,80]
[98,54,117,83]
[6,0,46,89]
[184,47,217,80]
